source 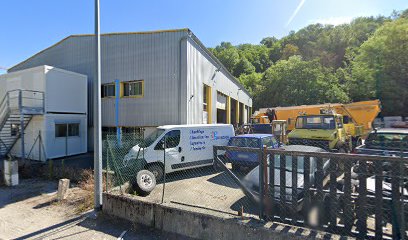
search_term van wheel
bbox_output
[132,170,156,196]
[147,164,164,181]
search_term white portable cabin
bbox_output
[0,65,87,161]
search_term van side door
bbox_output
[154,130,182,173]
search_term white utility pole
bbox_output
[94,0,103,210]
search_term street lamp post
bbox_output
[94,0,103,210]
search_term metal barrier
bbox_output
[260,146,408,239]
[105,133,408,239]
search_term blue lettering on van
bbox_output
[190,129,204,134]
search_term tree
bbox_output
[281,44,300,60]
[234,57,255,76]
[257,56,348,108]
[211,46,240,74]
[260,37,278,48]
[237,44,272,72]
[238,72,263,96]
[351,18,408,115]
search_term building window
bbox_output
[11,124,20,136]
[203,84,211,124]
[55,123,80,138]
[203,86,208,111]
[123,80,143,97]
[102,84,115,98]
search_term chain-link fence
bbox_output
[104,129,408,239]
[104,132,145,194]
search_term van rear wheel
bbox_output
[147,164,164,181]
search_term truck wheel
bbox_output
[147,164,164,181]
[132,170,156,196]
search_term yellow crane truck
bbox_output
[253,100,381,152]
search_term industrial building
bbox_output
[2,28,252,159]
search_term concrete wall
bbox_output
[103,193,330,240]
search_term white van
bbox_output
[124,124,234,180]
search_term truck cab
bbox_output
[288,114,351,152]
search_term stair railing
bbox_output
[0,91,11,130]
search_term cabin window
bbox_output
[55,123,80,137]
[68,123,80,136]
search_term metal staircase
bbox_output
[0,90,44,159]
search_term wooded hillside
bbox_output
[209,9,408,116]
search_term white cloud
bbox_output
[286,0,307,27]
[309,16,354,26]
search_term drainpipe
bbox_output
[179,35,188,124]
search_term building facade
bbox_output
[8,29,252,149]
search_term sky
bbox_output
[0,0,407,74]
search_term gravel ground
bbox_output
[0,178,192,240]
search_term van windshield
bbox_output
[141,129,165,147]
[229,137,261,148]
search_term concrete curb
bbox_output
[103,193,340,240]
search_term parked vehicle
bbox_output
[124,124,235,183]
[225,134,281,169]
[242,145,330,212]
[355,128,408,157]
[253,100,381,152]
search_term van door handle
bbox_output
[181,156,185,162]
[178,147,182,153]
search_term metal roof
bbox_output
[9,28,251,97]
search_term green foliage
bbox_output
[351,18,408,115]
[258,56,349,107]
[210,9,407,116]
[238,72,262,96]
[281,44,300,60]
[234,57,255,76]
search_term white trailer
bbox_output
[0,65,87,161]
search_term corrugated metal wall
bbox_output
[9,29,252,128]
[9,30,188,127]
[185,38,252,124]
